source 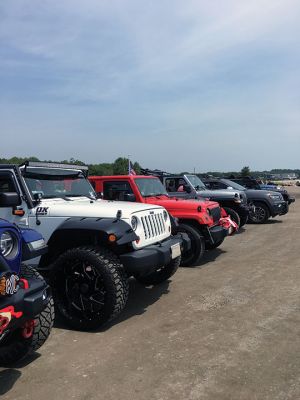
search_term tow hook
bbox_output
[22,319,35,339]
[0,315,10,335]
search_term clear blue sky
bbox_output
[1,0,299,171]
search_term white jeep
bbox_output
[0,162,187,330]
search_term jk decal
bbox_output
[36,207,49,215]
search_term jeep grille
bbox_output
[210,206,221,223]
[141,213,166,239]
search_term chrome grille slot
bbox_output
[151,214,158,236]
[141,217,148,239]
[158,214,165,232]
[148,215,154,236]
[155,214,161,234]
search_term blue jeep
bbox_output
[0,219,54,366]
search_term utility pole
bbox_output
[128,154,131,175]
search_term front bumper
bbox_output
[272,201,289,216]
[288,197,295,205]
[120,233,190,277]
[206,225,228,245]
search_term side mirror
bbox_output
[124,193,136,202]
[183,185,192,193]
[0,192,21,207]
[96,192,103,199]
[33,191,44,201]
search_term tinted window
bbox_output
[103,181,133,201]
[221,179,246,191]
[0,173,17,193]
[135,178,168,197]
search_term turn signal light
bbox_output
[108,234,117,243]
[13,209,25,216]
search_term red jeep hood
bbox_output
[144,196,219,211]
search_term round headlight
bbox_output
[163,210,168,221]
[0,231,17,258]
[131,216,138,231]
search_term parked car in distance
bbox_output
[228,176,295,205]
[203,178,289,224]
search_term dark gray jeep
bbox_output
[142,170,250,228]
[203,178,289,224]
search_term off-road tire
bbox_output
[0,265,54,367]
[134,256,181,286]
[223,207,241,228]
[177,223,205,267]
[249,202,270,224]
[49,246,129,331]
[239,214,248,227]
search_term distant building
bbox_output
[269,173,298,180]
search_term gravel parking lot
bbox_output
[1,187,300,400]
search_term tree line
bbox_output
[0,156,141,176]
[0,157,298,177]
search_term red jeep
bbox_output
[89,175,236,267]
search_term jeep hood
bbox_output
[31,197,165,219]
[245,189,282,200]
[144,197,219,212]
[196,189,243,200]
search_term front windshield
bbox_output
[186,175,206,190]
[22,167,97,200]
[221,179,246,191]
[135,178,168,197]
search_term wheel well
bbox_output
[39,229,107,267]
[177,219,204,232]
[252,200,271,213]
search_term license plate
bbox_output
[171,243,181,259]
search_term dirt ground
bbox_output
[1,187,300,400]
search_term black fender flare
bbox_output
[45,217,138,255]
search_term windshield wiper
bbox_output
[65,194,96,201]
[40,195,73,201]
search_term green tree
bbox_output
[241,166,250,176]
[133,161,141,174]
[113,157,129,175]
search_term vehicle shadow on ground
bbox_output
[54,279,170,332]
[248,219,283,225]
[104,279,170,330]
[236,227,246,235]
[197,248,227,266]
[0,369,22,395]
[266,219,283,224]
[0,351,41,394]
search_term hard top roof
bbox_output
[89,175,158,179]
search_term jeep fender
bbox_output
[40,217,138,266]
[52,217,137,244]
